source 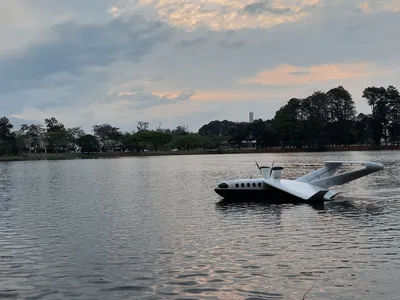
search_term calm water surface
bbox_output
[0,151,399,299]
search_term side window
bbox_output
[236,183,239,188]
[247,183,250,187]
[241,183,245,188]
[253,183,256,187]
[258,182,261,187]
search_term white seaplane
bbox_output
[214,161,384,203]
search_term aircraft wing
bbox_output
[264,178,329,201]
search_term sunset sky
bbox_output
[1,0,399,132]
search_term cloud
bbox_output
[0,13,174,117]
[177,37,208,48]
[190,90,270,102]
[111,90,195,110]
[357,0,400,13]
[1,0,400,132]
[0,15,172,95]
[240,63,390,86]
[242,1,292,15]
[113,0,318,30]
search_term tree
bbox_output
[17,124,31,152]
[92,123,122,151]
[147,131,172,150]
[327,86,356,122]
[387,85,400,145]
[355,113,373,146]
[362,86,387,112]
[0,117,16,155]
[229,122,249,149]
[66,127,85,150]
[199,120,237,137]
[326,86,357,146]
[77,134,100,153]
[172,133,202,151]
[43,117,68,152]
[46,131,69,153]
[28,124,44,153]
[248,119,269,149]
[137,121,149,132]
[0,117,14,140]
[172,125,189,135]
[121,132,141,152]
[362,86,390,145]
[272,98,302,148]
[44,117,65,132]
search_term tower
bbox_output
[249,112,254,123]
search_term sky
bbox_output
[1,0,399,132]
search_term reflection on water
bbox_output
[0,151,399,299]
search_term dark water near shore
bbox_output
[0,151,399,299]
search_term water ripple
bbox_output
[0,152,399,299]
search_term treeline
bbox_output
[198,85,400,149]
[0,84,399,155]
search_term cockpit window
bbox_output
[218,182,229,188]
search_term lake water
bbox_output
[0,151,399,300]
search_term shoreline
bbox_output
[1,145,399,161]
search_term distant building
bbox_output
[241,140,257,149]
[249,112,254,123]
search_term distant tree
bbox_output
[121,132,141,152]
[92,123,122,151]
[43,117,68,152]
[228,122,249,149]
[0,117,13,139]
[0,117,16,155]
[272,98,302,148]
[199,120,237,137]
[172,133,202,151]
[77,134,100,153]
[137,121,149,132]
[172,125,189,135]
[66,127,85,150]
[326,86,357,146]
[362,86,390,145]
[147,131,172,150]
[362,86,387,113]
[44,117,65,132]
[387,85,400,145]
[327,86,356,122]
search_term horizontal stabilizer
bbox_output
[264,179,329,201]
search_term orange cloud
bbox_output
[358,0,400,13]
[113,0,319,30]
[117,91,136,96]
[152,91,180,99]
[191,90,268,101]
[239,63,388,86]
[359,2,372,13]
[152,90,269,102]
[386,0,400,12]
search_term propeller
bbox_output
[255,160,263,175]
[269,160,274,177]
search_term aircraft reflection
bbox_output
[215,196,386,217]
[320,196,386,216]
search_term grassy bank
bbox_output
[0,145,399,161]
